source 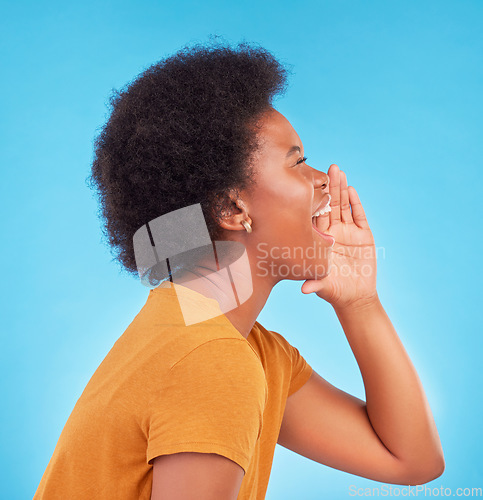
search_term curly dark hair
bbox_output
[87,39,289,277]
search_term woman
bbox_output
[34,41,444,499]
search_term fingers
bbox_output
[328,164,341,225]
[339,171,353,223]
[328,164,369,229]
[348,186,369,229]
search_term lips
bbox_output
[312,223,335,246]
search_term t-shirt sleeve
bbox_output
[287,342,313,396]
[269,330,314,397]
[146,338,267,474]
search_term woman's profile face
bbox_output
[241,108,334,283]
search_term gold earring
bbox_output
[241,220,252,233]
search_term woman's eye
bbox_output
[295,156,308,166]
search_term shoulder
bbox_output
[168,337,267,402]
[151,336,268,427]
[252,321,293,359]
[171,337,264,376]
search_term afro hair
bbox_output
[87,39,289,277]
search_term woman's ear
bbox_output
[217,189,252,233]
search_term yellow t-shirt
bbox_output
[34,282,313,499]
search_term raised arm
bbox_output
[278,297,445,485]
[280,164,444,485]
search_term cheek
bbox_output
[250,177,312,237]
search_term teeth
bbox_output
[313,205,331,217]
[312,195,332,218]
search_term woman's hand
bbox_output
[302,164,378,309]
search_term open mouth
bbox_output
[311,194,335,246]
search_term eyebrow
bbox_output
[286,145,301,158]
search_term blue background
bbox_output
[1,1,481,498]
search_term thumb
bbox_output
[301,279,324,295]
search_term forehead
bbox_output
[256,109,301,154]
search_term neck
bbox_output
[169,242,277,338]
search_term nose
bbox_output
[313,169,329,190]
